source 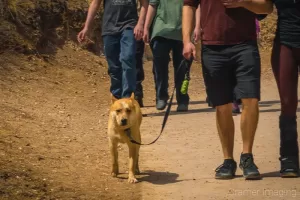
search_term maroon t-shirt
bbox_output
[184,0,257,45]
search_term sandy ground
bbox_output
[0,45,299,200]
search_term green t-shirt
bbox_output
[149,0,183,41]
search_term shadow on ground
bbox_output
[139,170,181,185]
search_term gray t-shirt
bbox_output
[102,0,138,36]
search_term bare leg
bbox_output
[240,98,259,153]
[216,103,235,159]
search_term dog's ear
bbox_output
[111,94,118,104]
[130,93,135,100]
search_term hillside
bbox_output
[0,0,277,57]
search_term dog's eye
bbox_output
[116,109,121,113]
[126,109,131,113]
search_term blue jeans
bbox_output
[135,39,145,98]
[103,29,136,98]
[150,37,189,104]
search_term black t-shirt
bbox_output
[102,0,138,36]
[273,0,300,48]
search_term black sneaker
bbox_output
[232,102,241,114]
[239,153,261,180]
[215,159,237,179]
[177,104,188,112]
[156,100,167,110]
[279,156,299,178]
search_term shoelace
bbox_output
[241,156,258,169]
[215,163,233,172]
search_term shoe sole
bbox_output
[156,106,166,110]
[215,175,235,180]
[281,172,299,178]
[244,173,261,180]
[177,109,188,112]
[215,172,236,180]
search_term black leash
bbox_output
[125,57,193,145]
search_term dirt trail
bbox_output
[0,46,299,200]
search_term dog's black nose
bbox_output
[121,119,127,126]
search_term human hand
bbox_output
[183,42,196,60]
[77,27,90,43]
[193,27,201,44]
[134,23,144,40]
[143,28,150,44]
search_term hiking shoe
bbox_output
[177,104,188,112]
[232,102,240,114]
[279,156,299,178]
[215,159,237,179]
[135,96,144,108]
[239,153,261,180]
[156,100,167,110]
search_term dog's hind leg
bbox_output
[128,143,139,183]
[109,138,119,177]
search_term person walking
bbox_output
[143,0,199,112]
[269,0,300,177]
[78,0,148,99]
[182,0,273,179]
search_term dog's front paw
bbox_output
[128,176,138,183]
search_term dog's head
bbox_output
[110,93,137,129]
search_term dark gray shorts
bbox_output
[201,41,261,107]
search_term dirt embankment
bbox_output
[0,0,105,56]
[0,1,277,57]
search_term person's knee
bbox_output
[216,103,232,115]
[120,52,136,69]
[108,64,121,75]
[120,35,136,68]
[241,98,259,109]
[281,96,298,116]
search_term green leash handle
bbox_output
[180,57,193,95]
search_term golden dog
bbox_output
[107,93,142,183]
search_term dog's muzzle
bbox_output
[121,118,127,126]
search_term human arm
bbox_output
[182,1,199,59]
[143,2,158,43]
[193,4,201,44]
[77,0,102,43]
[222,0,274,14]
[134,0,149,40]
